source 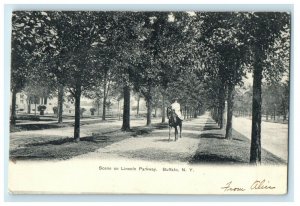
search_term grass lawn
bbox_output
[10,119,113,133]
[189,118,286,165]
[9,122,168,161]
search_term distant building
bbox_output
[14,92,73,115]
[13,92,161,117]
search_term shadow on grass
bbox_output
[10,123,169,161]
[10,134,120,161]
[25,138,75,146]
[11,120,108,132]
[189,154,245,164]
[190,118,286,165]
[203,123,221,131]
[131,128,152,137]
[13,124,67,131]
[200,133,224,140]
[24,135,113,147]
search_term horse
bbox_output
[167,107,182,141]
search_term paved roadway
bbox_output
[233,116,288,162]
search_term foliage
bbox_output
[37,105,47,111]
[11,11,290,147]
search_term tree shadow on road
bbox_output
[131,123,169,137]
[154,139,172,142]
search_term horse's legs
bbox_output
[180,121,182,138]
[169,126,171,141]
[175,126,178,141]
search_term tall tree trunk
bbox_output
[102,95,106,120]
[250,48,263,165]
[186,108,189,119]
[136,94,140,117]
[74,84,82,142]
[145,83,152,126]
[58,84,64,123]
[121,85,130,131]
[161,93,166,123]
[154,106,157,118]
[218,84,225,129]
[146,96,152,126]
[27,97,31,114]
[97,102,100,116]
[102,75,107,121]
[10,89,17,126]
[212,107,216,121]
[194,108,197,118]
[118,100,120,120]
[34,97,37,117]
[225,84,235,140]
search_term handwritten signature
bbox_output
[221,179,276,192]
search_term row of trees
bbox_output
[11,11,290,164]
[234,81,289,122]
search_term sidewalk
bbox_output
[73,114,210,163]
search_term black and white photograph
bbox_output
[8,9,291,195]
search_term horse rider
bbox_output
[171,97,183,121]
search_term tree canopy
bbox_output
[11,11,290,163]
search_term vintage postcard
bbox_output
[8,10,290,194]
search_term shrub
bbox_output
[90,108,96,115]
[38,105,47,115]
[53,106,58,114]
[38,105,47,111]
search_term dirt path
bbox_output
[73,113,210,163]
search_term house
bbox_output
[14,92,72,115]
[13,92,162,117]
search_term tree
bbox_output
[11,12,41,125]
[110,12,147,131]
[129,13,170,126]
[243,12,290,164]
[196,13,248,138]
[262,81,289,121]
[36,11,112,141]
[11,11,62,125]
[85,85,103,117]
[234,86,252,117]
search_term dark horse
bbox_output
[167,107,182,141]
